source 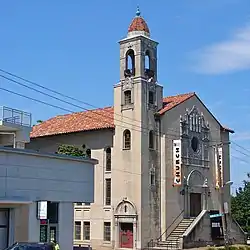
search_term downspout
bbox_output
[0,132,16,148]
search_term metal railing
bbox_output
[0,106,32,127]
[147,210,184,250]
[159,210,184,241]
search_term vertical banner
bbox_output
[173,139,182,186]
[218,147,223,186]
[215,147,223,188]
[215,148,220,189]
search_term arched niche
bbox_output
[186,169,206,188]
[114,199,137,217]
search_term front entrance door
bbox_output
[0,209,8,249]
[190,193,202,217]
[119,223,133,248]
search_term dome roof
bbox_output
[127,7,150,37]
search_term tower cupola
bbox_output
[127,7,150,38]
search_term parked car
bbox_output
[3,242,54,250]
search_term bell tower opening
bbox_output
[144,50,155,79]
[125,49,135,77]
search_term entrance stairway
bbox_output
[153,217,195,250]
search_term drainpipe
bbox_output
[0,132,16,148]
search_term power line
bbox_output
[231,146,250,158]
[0,86,182,140]
[0,74,226,145]
[3,68,250,163]
[0,68,231,141]
[0,74,169,136]
[231,140,250,154]
[0,87,73,113]
[0,68,147,126]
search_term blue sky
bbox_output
[0,0,250,190]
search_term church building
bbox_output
[28,8,245,250]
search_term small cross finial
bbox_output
[136,6,141,16]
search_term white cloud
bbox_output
[190,23,250,74]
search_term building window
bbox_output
[191,136,199,152]
[149,130,154,149]
[105,178,111,206]
[124,90,132,105]
[123,129,131,150]
[74,221,82,240]
[106,147,111,172]
[104,222,111,242]
[83,222,90,240]
[150,168,156,186]
[75,203,83,206]
[149,91,154,104]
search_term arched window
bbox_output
[124,90,132,105]
[123,130,131,150]
[86,149,91,158]
[145,50,150,70]
[106,147,111,172]
[149,130,154,149]
[125,49,135,77]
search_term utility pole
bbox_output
[216,145,229,249]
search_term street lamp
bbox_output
[220,180,233,249]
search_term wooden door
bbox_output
[190,193,202,217]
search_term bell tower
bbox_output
[120,7,158,82]
[112,8,163,249]
[118,7,163,111]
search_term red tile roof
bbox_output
[158,92,195,115]
[30,92,233,138]
[128,16,150,34]
[31,106,114,138]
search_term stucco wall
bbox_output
[0,147,96,202]
[160,95,231,228]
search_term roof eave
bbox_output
[221,127,235,134]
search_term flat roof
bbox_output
[0,146,98,165]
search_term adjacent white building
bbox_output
[0,106,97,250]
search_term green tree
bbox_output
[57,144,86,157]
[231,173,250,233]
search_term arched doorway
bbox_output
[114,199,137,249]
[185,169,209,218]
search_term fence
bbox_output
[0,106,32,127]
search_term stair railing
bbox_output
[158,210,184,242]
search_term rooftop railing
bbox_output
[0,106,32,127]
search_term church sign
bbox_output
[218,147,223,186]
[173,139,182,186]
[215,147,223,188]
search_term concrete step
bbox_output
[171,228,187,232]
[166,237,179,242]
[169,232,184,235]
[179,223,193,226]
[157,242,179,247]
[153,247,179,250]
